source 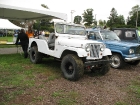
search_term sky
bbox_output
[1,0,140,22]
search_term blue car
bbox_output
[86,28,140,69]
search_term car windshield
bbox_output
[100,31,120,41]
[55,23,86,35]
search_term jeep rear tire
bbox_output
[30,46,42,64]
[110,53,124,69]
[61,54,84,81]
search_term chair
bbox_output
[47,33,55,49]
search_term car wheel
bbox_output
[110,54,125,69]
[61,54,84,81]
[30,46,42,64]
[127,60,140,66]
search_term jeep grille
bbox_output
[136,45,140,54]
[90,44,100,58]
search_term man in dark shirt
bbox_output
[15,29,29,58]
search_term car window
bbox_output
[113,30,122,36]
[125,31,136,38]
[100,31,120,41]
[88,31,101,40]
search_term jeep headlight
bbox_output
[85,44,90,52]
[129,49,134,54]
[100,44,105,52]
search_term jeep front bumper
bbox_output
[125,55,140,62]
[84,60,112,66]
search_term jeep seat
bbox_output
[38,35,48,41]
[47,33,55,48]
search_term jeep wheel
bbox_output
[30,46,42,64]
[110,54,124,69]
[127,60,140,66]
[91,56,110,75]
[61,54,84,81]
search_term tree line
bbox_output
[74,5,140,29]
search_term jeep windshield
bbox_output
[55,23,86,35]
[100,31,120,41]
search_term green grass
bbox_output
[0,36,13,42]
[0,54,61,104]
[114,76,140,105]
[0,44,16,48]
[52,90,79,105]
[130,78,140,98]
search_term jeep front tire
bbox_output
[61,54,84,81]
[91,56,110,75]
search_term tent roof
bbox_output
[0,3,67,21]
[0,19,22,29]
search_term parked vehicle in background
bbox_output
[112,28,140,44]
[0,30,6,37]
[28,22,112,81]
[86,28,140,69]
[0,31,4,37]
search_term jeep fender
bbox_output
[103,48,112,56]
[57,46,88,58]
[29,38,49,54]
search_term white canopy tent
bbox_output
[0,18,22,29]
[0,0,67,44]
[0,1,67,21]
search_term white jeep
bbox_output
[28,22,112,81]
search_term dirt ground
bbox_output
[8,64,139,105]
[0,48,140,105]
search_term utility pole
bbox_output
[71,10,75,23]
[136,7,140,28]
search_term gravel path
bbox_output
[0,47,23,54]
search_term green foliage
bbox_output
[127,5,140,28]
[74,15,82,24]
[33,19,54,32]
[107,8,125,28]
[82,8,94,27]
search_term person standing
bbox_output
[15,29,29,58]
[26,26,34,38]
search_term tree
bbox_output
[33,4,54,32]
[99,20,104,26]
[74,15,82,24]
[116,15,125,25]
[107,8,126,28]
[108,8,118,28]
[103,20,106,26]
[82,8,94,27]
[127,5,140,28]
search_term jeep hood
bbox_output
[104,40,140,47]
[58,37,103,48]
